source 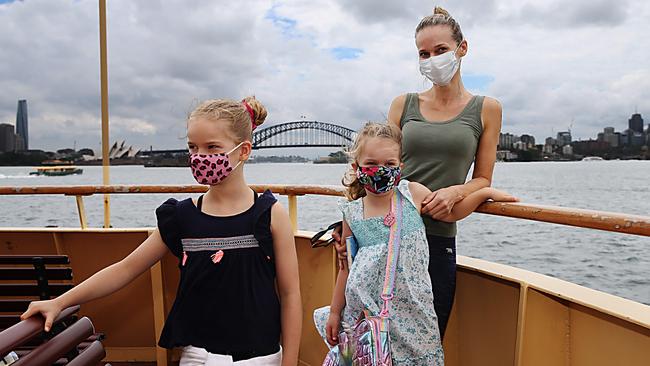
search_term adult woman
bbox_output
[331,6,501,340]
[386,7,502,338]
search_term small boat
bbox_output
[581,156,605,161]
[29,166,83,176]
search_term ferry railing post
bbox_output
[74,195,88,229]
[288,194,298,233]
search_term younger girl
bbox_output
[314,122,516,365]
[22,97,302,366]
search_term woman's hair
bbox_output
[415,6,464,46]
[342,122,402,201]
[187,96,267,142]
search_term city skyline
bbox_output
[1,1,650,151]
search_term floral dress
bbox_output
[313,180,444,365]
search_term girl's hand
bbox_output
[422,187,463,220]
[21,298,64,332]
[326,313,342,346]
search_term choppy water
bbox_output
[0,161,648,305]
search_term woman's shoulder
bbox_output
[478,96,502,129]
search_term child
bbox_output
[313,122,516,365]
[22,97,302,366]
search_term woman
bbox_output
[333,7,501,339]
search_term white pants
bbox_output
[180,346,282,366]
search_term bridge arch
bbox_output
[252,121,356,149]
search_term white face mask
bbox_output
[418,42,462,86]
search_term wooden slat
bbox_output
[0,283,73,297]
[0,299,32,313]
[0,315,21,328]
[0,256,70,265]
[0,267,72,281]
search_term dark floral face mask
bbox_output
[356,165,401,194]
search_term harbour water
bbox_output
[0,161,648,305]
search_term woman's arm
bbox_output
[387,94,407,129]
[271,203,302,366]
[21,229,170,331]
[411,182,517,222]
[422,97,502,219]
[326,220,352,346]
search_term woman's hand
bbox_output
[21,298,64,332]
[422,186,464,220]
[326,312,342,346]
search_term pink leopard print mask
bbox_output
[189,142,243,185]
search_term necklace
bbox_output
[383,191,396,227]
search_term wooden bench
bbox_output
[0,306,109,366]
[0,255,106,365]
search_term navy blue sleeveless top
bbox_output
[155,190,280,359]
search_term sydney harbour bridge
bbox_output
[251,121,356,150]
[140,121,356,165]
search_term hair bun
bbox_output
[243,96,267,128]
[433,6,451,17]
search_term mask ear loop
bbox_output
[225,141,246,171]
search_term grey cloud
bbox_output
[515,0,630,28]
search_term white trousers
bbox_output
[179,346,282,366]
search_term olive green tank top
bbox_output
[400,93,484,237]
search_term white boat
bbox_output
[581,156,605,161]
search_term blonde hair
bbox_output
[188,96,267,142]
[415,6,464,46]
[342,122,402,201]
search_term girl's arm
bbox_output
[270,203,302,366]
[421,97,503,219]
[21,229,170,331]
[326,219,352,345]
[410,182,517,223]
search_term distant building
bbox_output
[572,140,609,155]
[520,134,535,148]
[628,113,644,133]
[619,130,630,146]
[543,144,554,154]
[630,131,645,147]
[545,137,557,146]
[562,145,573,156]
[499,133,518,150]
[0,123,15,152]
[15,100,28,150]
[513,141,527,151]
[602,127,619,147]
[109,140,140,159]
[557,131,572,146]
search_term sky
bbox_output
[0,0,649,155]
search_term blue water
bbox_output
[0,161,648,305]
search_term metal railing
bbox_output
[0,185,648,237]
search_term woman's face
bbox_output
[415,25,465,60]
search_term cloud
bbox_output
[0,0,649,154]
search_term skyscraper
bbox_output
[628,113,644,133]
[557,131,572,146]
[0,123,15,152]
[16,100,28,150]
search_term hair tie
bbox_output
[241,100,257,131]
